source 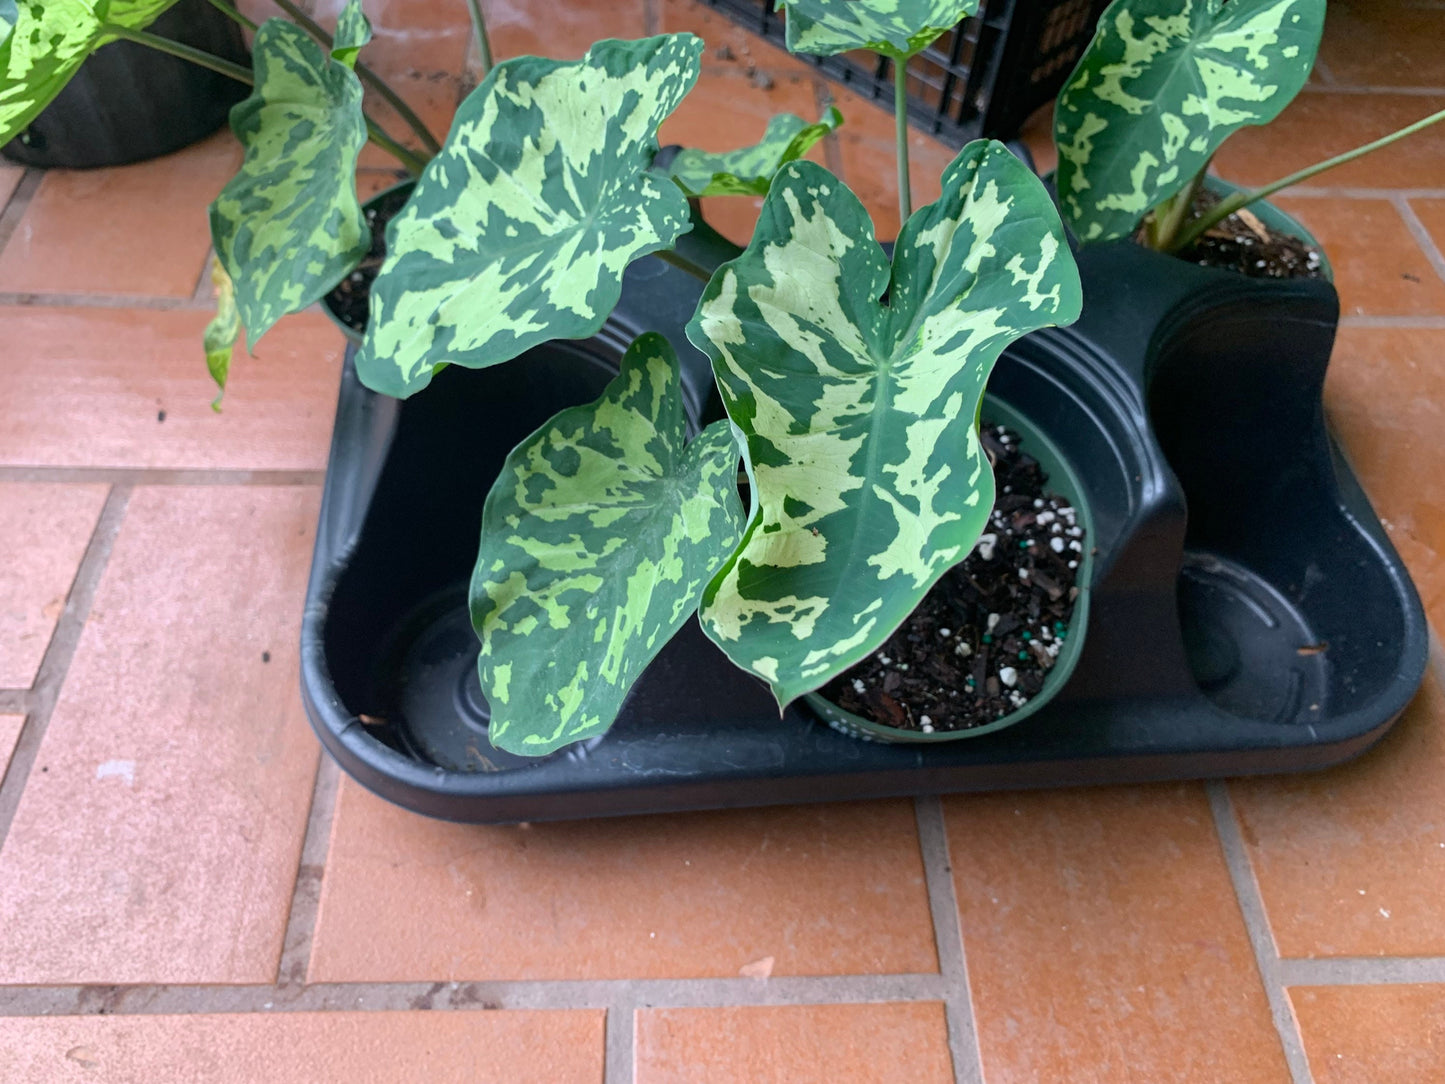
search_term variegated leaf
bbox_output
[204,259,241,411]
[664,106,843,198]
[208,18,370,349]
[0,0,181,144]
[331,0,371,68]
[686,146,1081,706]
[470,333,744,756]
[778,0,979,59]
[355,34,703,399]
[1055,0,1325,243]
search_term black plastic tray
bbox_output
[299,229,1428,823]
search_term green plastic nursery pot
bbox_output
[805,395,1096,744]
[321,179,417,345]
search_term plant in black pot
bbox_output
[1044,0,1434,752]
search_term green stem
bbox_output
[366,120,429,175]
[268,0,443,157]
[656,245,715,285]
[464,0,494,76]
[1148,159,1210,252]
[894,59,912,225]
[1172,106,1445,251]
[205,0,257,33]
[103,25,255,84]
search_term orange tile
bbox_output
[0,486,321,984]
[354,29,470,171]
[1323,328,1445,628]
[0,1010,605,1083]
[1214,92,1445,190]
[0,714,22,779]
[485,0,647,61]
[1316,0,1445,89]
[311,780,937,982]
[1270,197,1445,316]
[945,784,1291,1083]
[1016,100,1058,177]
[1230,666,1445,959]
[0,132,239,298]
[1407,198,1445,267]
[660,0,816,79]
[0,164,22,209]
[1291,985,1445,1084]
[635,1003,954,1084]
[0,307,342,471]
[357,168,414,201]
[0,483,108,688]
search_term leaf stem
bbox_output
[656,245,716,284]
[1147,159,1210,252]
[894,59,912,225]
[268,0,443,156]
[103,25,255,84]
[204,0,257,33]
[1171,106,1445,251]
[365,120,429,175]
[464,0,494,76]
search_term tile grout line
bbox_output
[0,290,212,311]
[0,468,326,486]
[1338,314,1445,329]
[1206,781,1314,1084]
[1270,187,1445,200]
[1392,196,1445,288]
[604,1006,634,1084]
[1299,82,1445,97]
[0,974,949,1018]
[1278,956,1445,986]
[0,486,131,854]
[914,797,984,1084]
[275,756,342,987]
[0,169,41,260]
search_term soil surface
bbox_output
[326,180,412,332]
[1163,188,1326,280]
[819,423,1086,734]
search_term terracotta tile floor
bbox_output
[1,1,1444,1081]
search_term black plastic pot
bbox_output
[2,0,250,169]
[300,208,1426,824]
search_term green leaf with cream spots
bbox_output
[1054,0,1325,243]
[470,333,744,756]
[204,259,241,411]
[208,18,370,349]
[331,0,371,69]
[354,34,703,399]
[0,1,183,144]
[778,0,979,59]
[687,144,1081,706]
[664,107,843,197]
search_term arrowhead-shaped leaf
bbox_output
[1055,0,1325,243]
[470,333,744,756]
[0,1,182,144]
[204,259,241,411]
[209,19,370,349]
[686,145,1081,706]
[664,107,843,198]
[331,0,372,69]
[355,34,703,399]
[778,0,980,59]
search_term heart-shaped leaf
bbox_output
[778,0,980,59]
[664,106,843,198]
[204,259,241,411]
[1055,0,1325,243]
[355,34,703,399]
[470,333,744,756]
[331,0,371,69]
[687,146,1081,706]
[0,1,182,144]
[208,19,370,350]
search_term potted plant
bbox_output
[0,0,251,168]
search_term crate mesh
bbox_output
[700,0,1111,144]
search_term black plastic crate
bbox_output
[702,0,1110,143]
